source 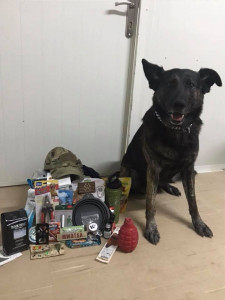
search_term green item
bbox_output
[60,225,85,234]
[44,147,84,180]
[105,174,122,223]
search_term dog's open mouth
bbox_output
[170,113,184,124]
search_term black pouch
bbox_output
[1,208,29,255]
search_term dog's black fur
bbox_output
[121,59,222,245]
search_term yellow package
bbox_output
[119,177,131,213]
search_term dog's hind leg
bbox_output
[182,166,213,238]
[120,165,131,177]
[159,183,181,196]
[120,165,146,193]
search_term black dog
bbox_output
[121,59,222,245]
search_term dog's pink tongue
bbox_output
[171,113,184,121]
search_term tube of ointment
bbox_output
[61,215,65,228]
[96,227,120,264]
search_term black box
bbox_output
[1,208,29,255]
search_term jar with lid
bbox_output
[103,223,111,239]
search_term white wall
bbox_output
[0,0,224,187]
[130,0,225,171]
[0,0,131,186]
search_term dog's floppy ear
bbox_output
[142,59,164,91]
[199,68,222,94]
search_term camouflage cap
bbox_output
[44,147,84,180]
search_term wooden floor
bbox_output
[0,171,224,300]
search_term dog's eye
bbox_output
[186,80,195,89]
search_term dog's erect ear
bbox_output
[142,59,164,91]
[199,68,222,94]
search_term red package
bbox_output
[49,222,60,242]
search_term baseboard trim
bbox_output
[195,164,225,173]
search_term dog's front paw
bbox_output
[144,224,160,245]
[193,220,213,238]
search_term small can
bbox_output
[103,223,111,239]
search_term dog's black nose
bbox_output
[172,100,186,111]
